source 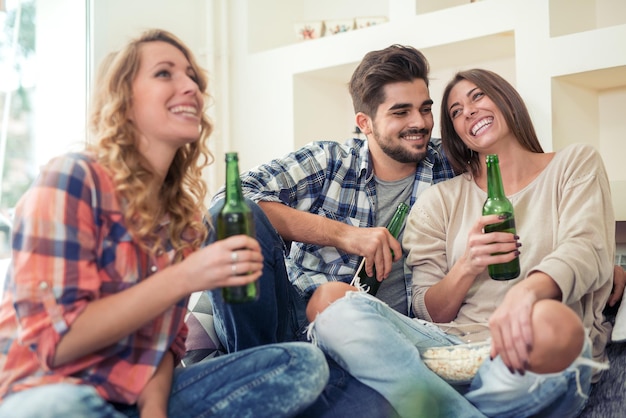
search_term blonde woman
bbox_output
[0,29,327,418]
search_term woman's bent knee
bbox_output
[529,299,584,373]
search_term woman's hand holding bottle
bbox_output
[178,235,264,294]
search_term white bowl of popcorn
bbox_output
[421,340,491,385]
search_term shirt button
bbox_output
[151,265,158,272]
[39,281,48,290]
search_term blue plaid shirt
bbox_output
[221,137,455,298]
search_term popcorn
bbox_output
[421,342,490,384]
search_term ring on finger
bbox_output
[231,251,238,263]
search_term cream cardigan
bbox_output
[404,144,614,363]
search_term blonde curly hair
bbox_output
[89,29,212,261]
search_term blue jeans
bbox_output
[208,199,308,349]
[0,343,328,418]
[309,291,598,418]
[465,339,594,417]
[207,200,398,418]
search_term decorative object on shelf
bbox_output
[355,16,388,30]
[324,18,354,36]
[294,21,324,40]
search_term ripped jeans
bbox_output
[466,336,598,417]
[308,291,603,418]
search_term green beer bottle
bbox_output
[356,202,409,295]
[217,152,259,303]
[482,154,520,280]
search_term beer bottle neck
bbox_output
[224,154,245,205]
[387,202,409,238]
[486,155,505,199]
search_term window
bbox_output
[0,0,33,259]
[0,0,88,261]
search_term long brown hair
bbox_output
[440,69,543,176]
[89,29,212,260]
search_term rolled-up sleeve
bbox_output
[11,156,101,369]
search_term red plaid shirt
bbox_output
[0,153,192,404]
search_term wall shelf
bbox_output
[549,0,626,37]
[227,0,626,219]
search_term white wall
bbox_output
[90,0,209,79]
[34,0,87,169]
[223,0,626,207]
[225,0,531,173]
[41,0,626,210]
[34,0,223,195]
[89,0,225,195]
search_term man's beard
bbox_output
[372,127,429,164]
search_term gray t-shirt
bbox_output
[373,174,414,315]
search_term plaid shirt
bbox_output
[218,137,456,298]
[0,153,190,404]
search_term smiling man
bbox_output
[199,45,457,417]
[217,45,454,318]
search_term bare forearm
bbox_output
[259,201,403,280]
[514,270,562,301]
[258,201,348,247]
[137,351,174,418]
[53,263,189,367]
[424,261,477,323]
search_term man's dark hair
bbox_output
[349,45,430,117]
